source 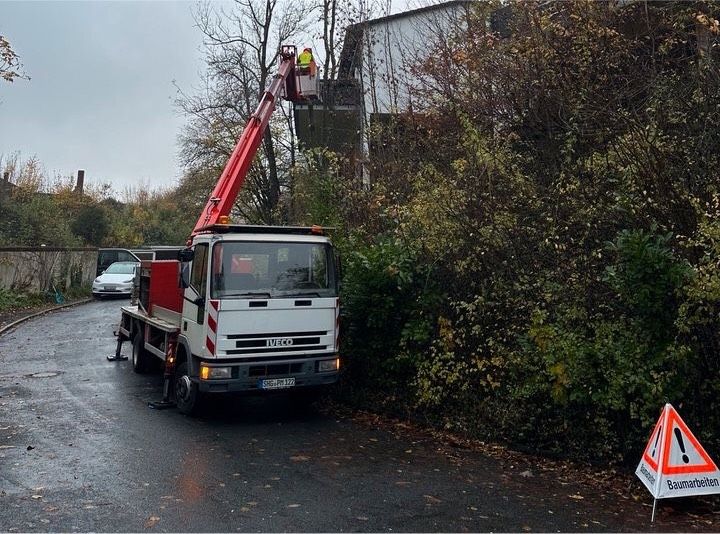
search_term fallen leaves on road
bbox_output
[290,455,310,462]
[424,494,442,504]
[144,516,160,529]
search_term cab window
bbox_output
[210,241,337,298]
[190,244,208,298]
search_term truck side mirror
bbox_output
[178,248,194,263]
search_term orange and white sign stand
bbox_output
[636,403,720,521]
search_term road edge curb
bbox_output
[0,298,94,338]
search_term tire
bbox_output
[174,361,203,415]
[131,332,153,374]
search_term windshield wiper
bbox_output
[287,292,323,298]
[223,291,272,298]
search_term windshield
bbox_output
[104,262,137,275]
[210,241,337,299]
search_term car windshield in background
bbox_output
[211,241,337,299]
[104,262,138,275]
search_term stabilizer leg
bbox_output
[107,336,128,362]
[148,375,176,409]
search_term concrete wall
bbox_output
[0,247,97,292]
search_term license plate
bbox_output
[258,377,295,390]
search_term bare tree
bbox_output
[0,35,27,84]
[177,0,314,224]
[321,0,340,81]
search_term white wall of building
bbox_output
[359,2,470,118]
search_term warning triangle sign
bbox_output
[661,407,717,475]
[636,403,720,499]
[641,411,664,472]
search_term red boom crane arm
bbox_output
[191,45,302,236]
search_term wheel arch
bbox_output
[131,319,144,341]
[176,335,197,376]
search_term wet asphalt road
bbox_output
[0,300,668,532]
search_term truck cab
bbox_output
[173,225,340,413]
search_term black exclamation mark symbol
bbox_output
[651,426,662,457]
[674,428,690,464]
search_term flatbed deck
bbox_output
[120,305,180,333]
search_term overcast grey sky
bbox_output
[0,0,415,193]
[0,0,205,191]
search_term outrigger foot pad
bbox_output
[148,400,176,410]
[109,338,127,361]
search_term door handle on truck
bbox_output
[184,295,205,307]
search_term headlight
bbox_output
[94,278,101,283]
[318,358,340,372]
[123,278,133,284]
[200,365,231,380]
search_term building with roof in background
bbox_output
[294,0,506,182]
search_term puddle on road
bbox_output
[0,371,63,380]
[28,372,60,378]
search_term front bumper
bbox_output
[193,356,339,393]
[92,283,133,296]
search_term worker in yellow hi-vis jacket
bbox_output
[297,47,317,76]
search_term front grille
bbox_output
[226,345,327,356]
[249,362,304,377]
[235,337,320,348]
[220,353,329,363]
[227,331,327,339]
[224,331,329,355]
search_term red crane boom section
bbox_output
[192,48,299,236]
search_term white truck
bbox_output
[116,225,340,414]
[111,46,340,414]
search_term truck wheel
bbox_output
[132,333,152,374]
[174,361,202,415]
